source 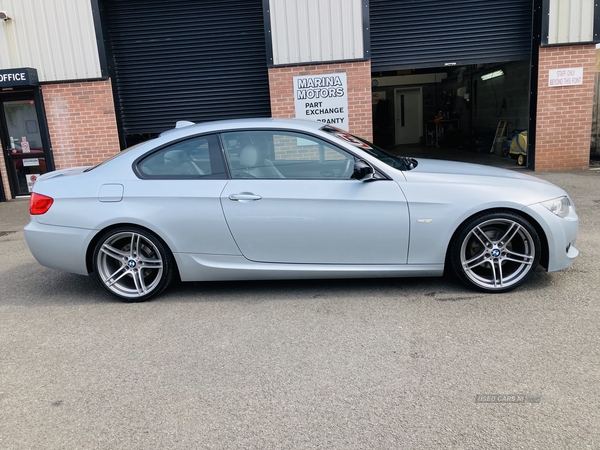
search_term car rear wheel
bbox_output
[93,227,174,302]
[450,212,541,292]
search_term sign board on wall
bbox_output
[26,174,40,193]
[372,91,386,104]
[22,158,39,167]
[0,68,39,87]
[293,73,349,130]
[548,68,583,87]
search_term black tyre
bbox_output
[92,226,174,302]
[450,211,541,292]
[517,154,525,166]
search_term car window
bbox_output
[321,125,415,170]
[221,130,354,179]
[137,134,227,179]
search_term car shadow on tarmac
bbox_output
[0,260,554,306]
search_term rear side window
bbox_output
[137,134,227,179]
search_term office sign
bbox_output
[0,68,39,87]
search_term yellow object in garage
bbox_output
[508,130,527,166]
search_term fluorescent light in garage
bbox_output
[481,70,504,81]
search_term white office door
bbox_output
[394,87,423,145]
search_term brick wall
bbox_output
[0,146,10,199]
[535,45,595,171]
[269,60,373,141]
[42,80,121,170]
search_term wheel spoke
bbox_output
[132,270,147,294]
[496,261,504,286]
[463,253,488,270]
[505,249,534,263]
[100,243,128,261]
[489,260,499,287]
[106,267,130,287]
[473,226,494,247]
[503,256,533,265]
[499,222,521,247]
[138,256,163,269]
[130,233,142,257]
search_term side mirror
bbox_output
[352,159,376,181]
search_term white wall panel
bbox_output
[547,0,595,44]
[269,0,365,65]
[0,0,102,81]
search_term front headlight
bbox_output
[541,196,571,218]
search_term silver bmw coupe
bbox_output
[25,118,579,301]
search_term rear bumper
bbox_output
[24,218,94,275]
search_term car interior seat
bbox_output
[238,145,285,178]
[163,149,204,176]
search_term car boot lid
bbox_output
[37,166,90,182]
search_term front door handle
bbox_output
[228,193,262,202]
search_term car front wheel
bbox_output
[450,212,541,292]
[92,227,174,302]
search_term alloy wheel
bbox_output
[94,229,171,301]
[453,214,540,292]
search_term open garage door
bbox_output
[369,0,534,168]
[370,0,532,71]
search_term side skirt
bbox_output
[174,253,444,282]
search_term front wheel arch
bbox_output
[444,208,549,269]
[444,208,549,277]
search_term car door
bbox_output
[220,130,409,265]
[133,134,239,256]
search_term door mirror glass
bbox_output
[352,160,375,181]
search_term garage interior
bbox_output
[371,60,531,168]
[368,0,535,169]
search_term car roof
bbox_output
[159,117,325,138]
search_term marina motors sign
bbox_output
[293,73,349,130]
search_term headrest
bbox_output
[164,150,188,165]
[239,145,261,167]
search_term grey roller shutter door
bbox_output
[102,0,271,135]
[370,0,533,71]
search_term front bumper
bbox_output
[523,202,579,272]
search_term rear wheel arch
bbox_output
[89,225,180,302]
[86,223,180,278]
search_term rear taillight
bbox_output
[30,193,54,215]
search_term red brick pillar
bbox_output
[268,61,373,141]
[42,80,121,170]
[535,45,595,171]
